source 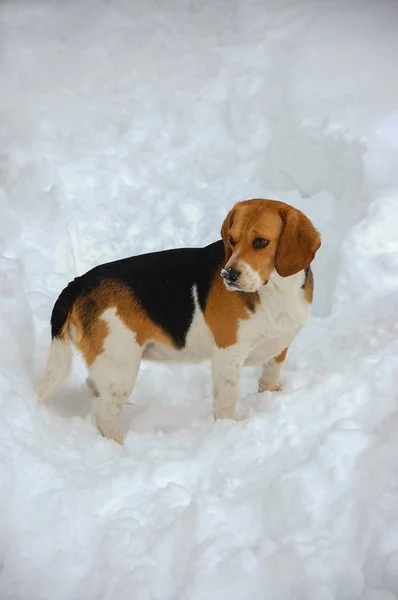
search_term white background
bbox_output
[1,1,398,598]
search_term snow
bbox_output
[1,0,398,598]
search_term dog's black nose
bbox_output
[221,267,240,283]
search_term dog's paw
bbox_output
[214,409,245,421]
[102,428,125,445]
[258,381,281,393]
[96,420,125,445]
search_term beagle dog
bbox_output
[36,199,321,443]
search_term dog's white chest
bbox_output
[241,271,310,364]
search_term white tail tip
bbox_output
[35,337,72,401]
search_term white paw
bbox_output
[214,408,245,421]
[96,419,124,444]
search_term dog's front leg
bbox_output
[258,347,288,393]
[211,345,248,420]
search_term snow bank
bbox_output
[1,0,398,598]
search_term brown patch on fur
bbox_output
[69,307,108,367]
[302,266,314,303]
[220,199,321,289]
[220,206,236,261]
[275,347,288,364]
[240,290,260,313]
[205,275,258,348]
[70,280,173,366]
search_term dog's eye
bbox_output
[228,236,236,246]
[253,238,269,249]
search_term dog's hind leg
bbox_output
[88,309,142,444]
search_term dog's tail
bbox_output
[35,277,82,402]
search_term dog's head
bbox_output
[220,199,321,292]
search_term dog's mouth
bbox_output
[223,281,241,292]
[223,279,269,293]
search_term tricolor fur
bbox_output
[36,199,321,443]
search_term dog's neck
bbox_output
[260,269,306,298]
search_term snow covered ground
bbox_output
[1,0,398,598]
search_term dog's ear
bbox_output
[221,206,236,262]
[275,207,321,277]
